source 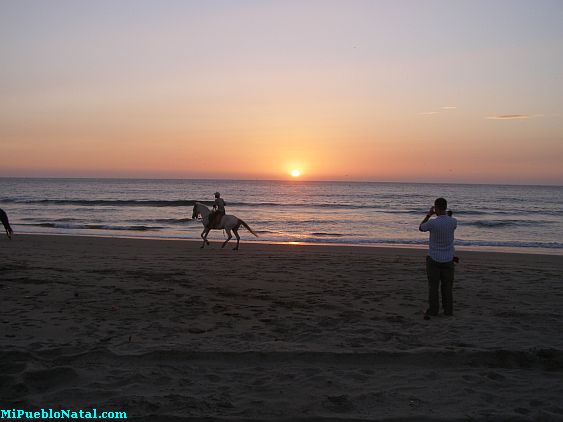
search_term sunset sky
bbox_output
[1,0,562,184]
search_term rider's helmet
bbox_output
[214,192,220,198]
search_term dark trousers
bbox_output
[426,256,454,315]
[209,211,225,228]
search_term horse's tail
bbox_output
[238,219,258,237]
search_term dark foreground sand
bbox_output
[1,235,563,421]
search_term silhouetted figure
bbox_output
[419,198,457,319]
[208,192,226,229]
[0,208,13,239]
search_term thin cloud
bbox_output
[486,114,530,120]
[419,106,456,115]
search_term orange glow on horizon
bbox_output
[1,2,562,185]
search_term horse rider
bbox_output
[0,208,13,239]
[209,192,226,229]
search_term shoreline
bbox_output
[11,230,563,257]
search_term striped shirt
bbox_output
[419,215,457,262]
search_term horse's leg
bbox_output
[221,229,232,248]
[233,228,240,250]
[200,228,209,248]
[200,229,206,248]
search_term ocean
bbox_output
[1,178,562,254]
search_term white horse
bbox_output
[191,202,258,250]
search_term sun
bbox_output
[290,169,301,178]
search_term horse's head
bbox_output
[191,203,199,220]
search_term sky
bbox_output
[1,0,562,184]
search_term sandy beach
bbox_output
[1,234,562,421]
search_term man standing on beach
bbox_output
[419,198,457,319]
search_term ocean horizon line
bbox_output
[0,176,561,188]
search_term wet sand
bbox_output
[1,235,562,421]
